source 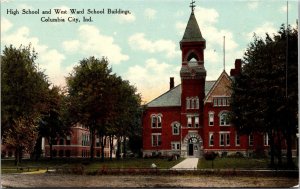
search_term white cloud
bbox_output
[247,1,259,10]
[124,58,180,102]
[1,17,13,33]
[247,22,277,40]
[128,33,180,58]
[62,40,80,53]
[175,21,186,36]
[1,25,66,87]
[279,3,292,13]
[117,13,136,23]
[63,25,129,64]
[18,3,34,10]
[144,8,156,19]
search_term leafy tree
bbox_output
[1,45,50,165]
[35,86,70,160]
[67,56,112,160]
[230,25,298,168]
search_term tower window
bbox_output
[194,117,199,127]
[187,117,192,127]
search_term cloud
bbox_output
[117,13,136,23]
[144,8,156,19]
[1,17,13,33]
[62,25,129,64]
[123,58,180,103]
[247,1,259,10]
[1,23,66,87]
[246,22,277,40]
[128,33,180,58]
[279,3,292,13]
[62,40,80,53]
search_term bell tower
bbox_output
[180,1,206,157]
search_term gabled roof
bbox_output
[147,81,216,107]
[204,71,232,103]
[181,12,205,43]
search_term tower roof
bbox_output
[181,12,205,42]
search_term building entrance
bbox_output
[188,143,194,156]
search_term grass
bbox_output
[197,157,298,170]
[198,157,269,169]
[1,157,184,174]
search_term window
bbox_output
[249,134,254,146]
[194,117,199,127]
[186,98,190,109]
[172,123,180,135]
[151,133,162,147]
[96,138,100,147]
[195,98,199,109]
[151,114,162,128]
[220,132,230,146]
[157,116,162,128]
[171,142,180,150]
[209,112,214,126]
[59,138,64,145]
[151,116,157,128]
[209,133,214,146]
[264,133,270,146]
[220,112,230,126]
[235,132,240,146]
[187,117,192,127]
[220,133,225,146]
[213,97,230,107]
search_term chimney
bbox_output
[170,77,174,90]
[230,59,242,77]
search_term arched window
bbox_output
[219,111,230,126]
[209,133,214,146]
[186,97,190,109]
[172,123,180,135]
[151,116,157,128]
[157,115,162,128]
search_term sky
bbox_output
[1,0,298,103]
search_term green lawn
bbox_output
[198,157,298,169]
[1,157,184,173]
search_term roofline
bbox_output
[204,70,231,103]
[146,84,181,106]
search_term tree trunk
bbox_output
[269,131,275,168]
[109,135,113,160]
[285,125,294,168]
[100,135,106,162]
[116,137,121,160]
[277,131,282,167]
[90,128,95,160]
[122,136,126,158]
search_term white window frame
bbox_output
[194,116,199,128]
[171,142,180,150]
[220,132,230,147]
[151,115,157,128]
[235,132,240,146]
[249,134,254,146]
[219,111,230,126]
[187,116,192,127]
[209,132,214,147]
[264,133,269,146]
[186,98,190,109]
[151,133,162,147]
[208,112,214,126]
[172,123,180,135]
[157,115,162,128]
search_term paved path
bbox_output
[170,158,198,170]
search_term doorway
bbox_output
[188,143,194,156]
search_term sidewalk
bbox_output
[170,158,198,170]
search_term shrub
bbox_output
[204,151,217,160]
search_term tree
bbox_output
[66,56,112,160]
[230,25,298,168]
[36,86,70,160]
[1,45,50,165]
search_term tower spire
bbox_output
[190,0,196,12]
